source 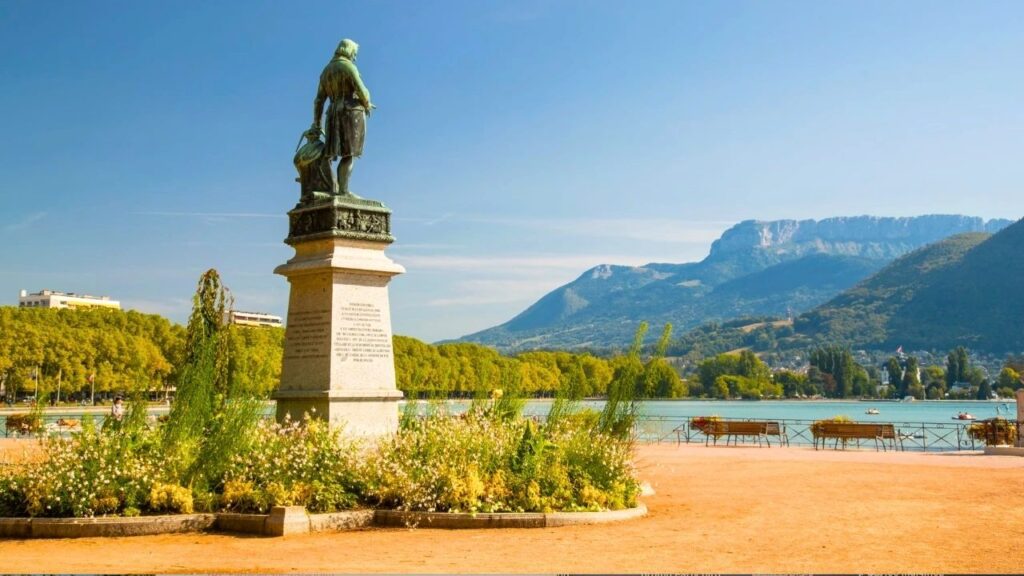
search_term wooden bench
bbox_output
[812,422,901,451]
[4,414,41,437]
[701,420,788,447]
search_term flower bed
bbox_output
[0,405,640,520]
[690,416,721,434]
[367,406,639,514]
[809,415,853,436]
[967,418,1018,446]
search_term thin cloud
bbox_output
[394,213,455,226]
[470,217,733,244]
[427,294,532,307]
[426,279,562,308]
[4,212,47,232]
[400,215,733,244]
[395,253,668,272]
[135,211,283,219]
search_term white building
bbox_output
[18,289,120,310]
[225,310,284,328]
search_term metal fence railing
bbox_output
[630,415,1009,452]
[2,409,1017,453]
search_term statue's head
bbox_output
[335,39,359,60]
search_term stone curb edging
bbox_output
[373,503,648,529]
[984,446,1024,457]
[0,514,216,538]
[0,503,645,538]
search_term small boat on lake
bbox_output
[865,408,880,415]
[953,412,975,420]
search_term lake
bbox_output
[434,398,1018,424]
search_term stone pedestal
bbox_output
[274,195,404,438]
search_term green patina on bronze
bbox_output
[288,38,391,245]
[286,195,393,245]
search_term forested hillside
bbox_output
[795,232,993,346]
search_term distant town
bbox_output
[16,289,283,328]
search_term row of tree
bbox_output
[0,305,687,402]
[0,306,283,403]
[396,323,685,399]
[691,345,1024,400]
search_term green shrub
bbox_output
[0,424,167,518]
[367,404,639,513]
[217,414,364,513]
[149,482,194,514]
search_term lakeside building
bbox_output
[224,310,284,328]
[18,289,120,310]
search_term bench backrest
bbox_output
[700,420,784,435]
[722,421,766,435]
[817,422,896,438]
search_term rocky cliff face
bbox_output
[708,215,1011,260]
[456,215,1014,351]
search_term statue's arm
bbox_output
[350,63,372,110]
[313,80,327,129]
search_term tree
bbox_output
[774,370,806,398]
[976,379,993,400]
[696,350,773,399]
[946,346,970,387]
[922,365,946,399]
[902,356,921,399]
[997,367,1022,391]
[886,356,903,397]
[809,345,857,398]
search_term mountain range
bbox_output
[456,215,1012,351]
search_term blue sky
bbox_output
[1,0,1022,342]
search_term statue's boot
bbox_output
[336,157,363,199]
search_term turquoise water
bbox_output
[448,399,1018,424]
[3,399,1015,427]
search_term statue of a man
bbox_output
[313,39,373,196]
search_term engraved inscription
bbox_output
[284,309,332,359]
[334,302,391,363]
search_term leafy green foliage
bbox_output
[161,270,265,492]
[0,402,164,517]
[809,345,861,398]
[367,402,638,513]
[218,415,364,513]
[695,350,779,399]
[0,306,183,400]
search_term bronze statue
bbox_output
[293,128,334,202]
[285,38,394,244]
[312,39,374,196]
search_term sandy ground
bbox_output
[1,440,1023,573]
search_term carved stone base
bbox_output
[273,235,404,438]
[287,195,394,245]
